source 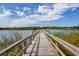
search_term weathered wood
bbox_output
[17,46,27,56]
[1,30,78,56]
[45,32,79,56]
[46,35,65,56]
[0,32,38,56]
[24,32,60,56]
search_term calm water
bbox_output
[0,30,33,41]
[0,30,79,41]
[49,30,79,34]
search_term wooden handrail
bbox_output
[45,32,79,56]
[0,32,38,56]
[46,35,65,56]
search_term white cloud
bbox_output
[36,3,79,21]
[23,7,31,11]
[0,7,13,27]
[8,17,37,27]
[7,3,79,27]
[15,10,25,16]
[0,3,79,27]
[52,3,79,14]
[37,5,48,14]
[0,8,12,18]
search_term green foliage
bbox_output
[9,46,21,56]
[58,43,75,56]
[52,31,79,55]
[0,32,22,51]
[53,31,79,47]
[0,26,79,30]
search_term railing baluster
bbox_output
[45,32,79,56]
[0,31,38,56]
[23,41,27,54]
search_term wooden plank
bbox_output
[46,35,65,56]
[24,31,60,56]
[45,32,79,56]
[0,32,38,56]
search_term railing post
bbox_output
[55,41,58,46]
[46,32,79,56]
[30,36,32,45]
[49,35,51,40]
[0,31,38,56]
[23,41,27,54]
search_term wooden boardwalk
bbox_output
[0,31,79,56]
[23,31,60,56]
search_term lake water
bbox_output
[0,30,33,41]
[49,30,79,34]
[0,30,79,41]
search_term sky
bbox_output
[0,3,79,27]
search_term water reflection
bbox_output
[0,30,33,41]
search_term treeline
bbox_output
[0,26,79,30]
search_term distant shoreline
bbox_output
[0,26,79,30]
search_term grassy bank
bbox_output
[0,32,23,55]
[0,26,79,30]
[53,31,79,47]
[52,31,79,55]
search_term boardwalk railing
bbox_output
[45,32,79,56]
[0,31,39,56]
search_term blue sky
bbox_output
[0,3,79,27]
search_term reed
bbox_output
[52,31,79,55]
[53,31,79,47]
[0,31,22,51]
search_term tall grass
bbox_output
[0,31,22,51]
[53,31,79,47]
[52,31,79,55]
